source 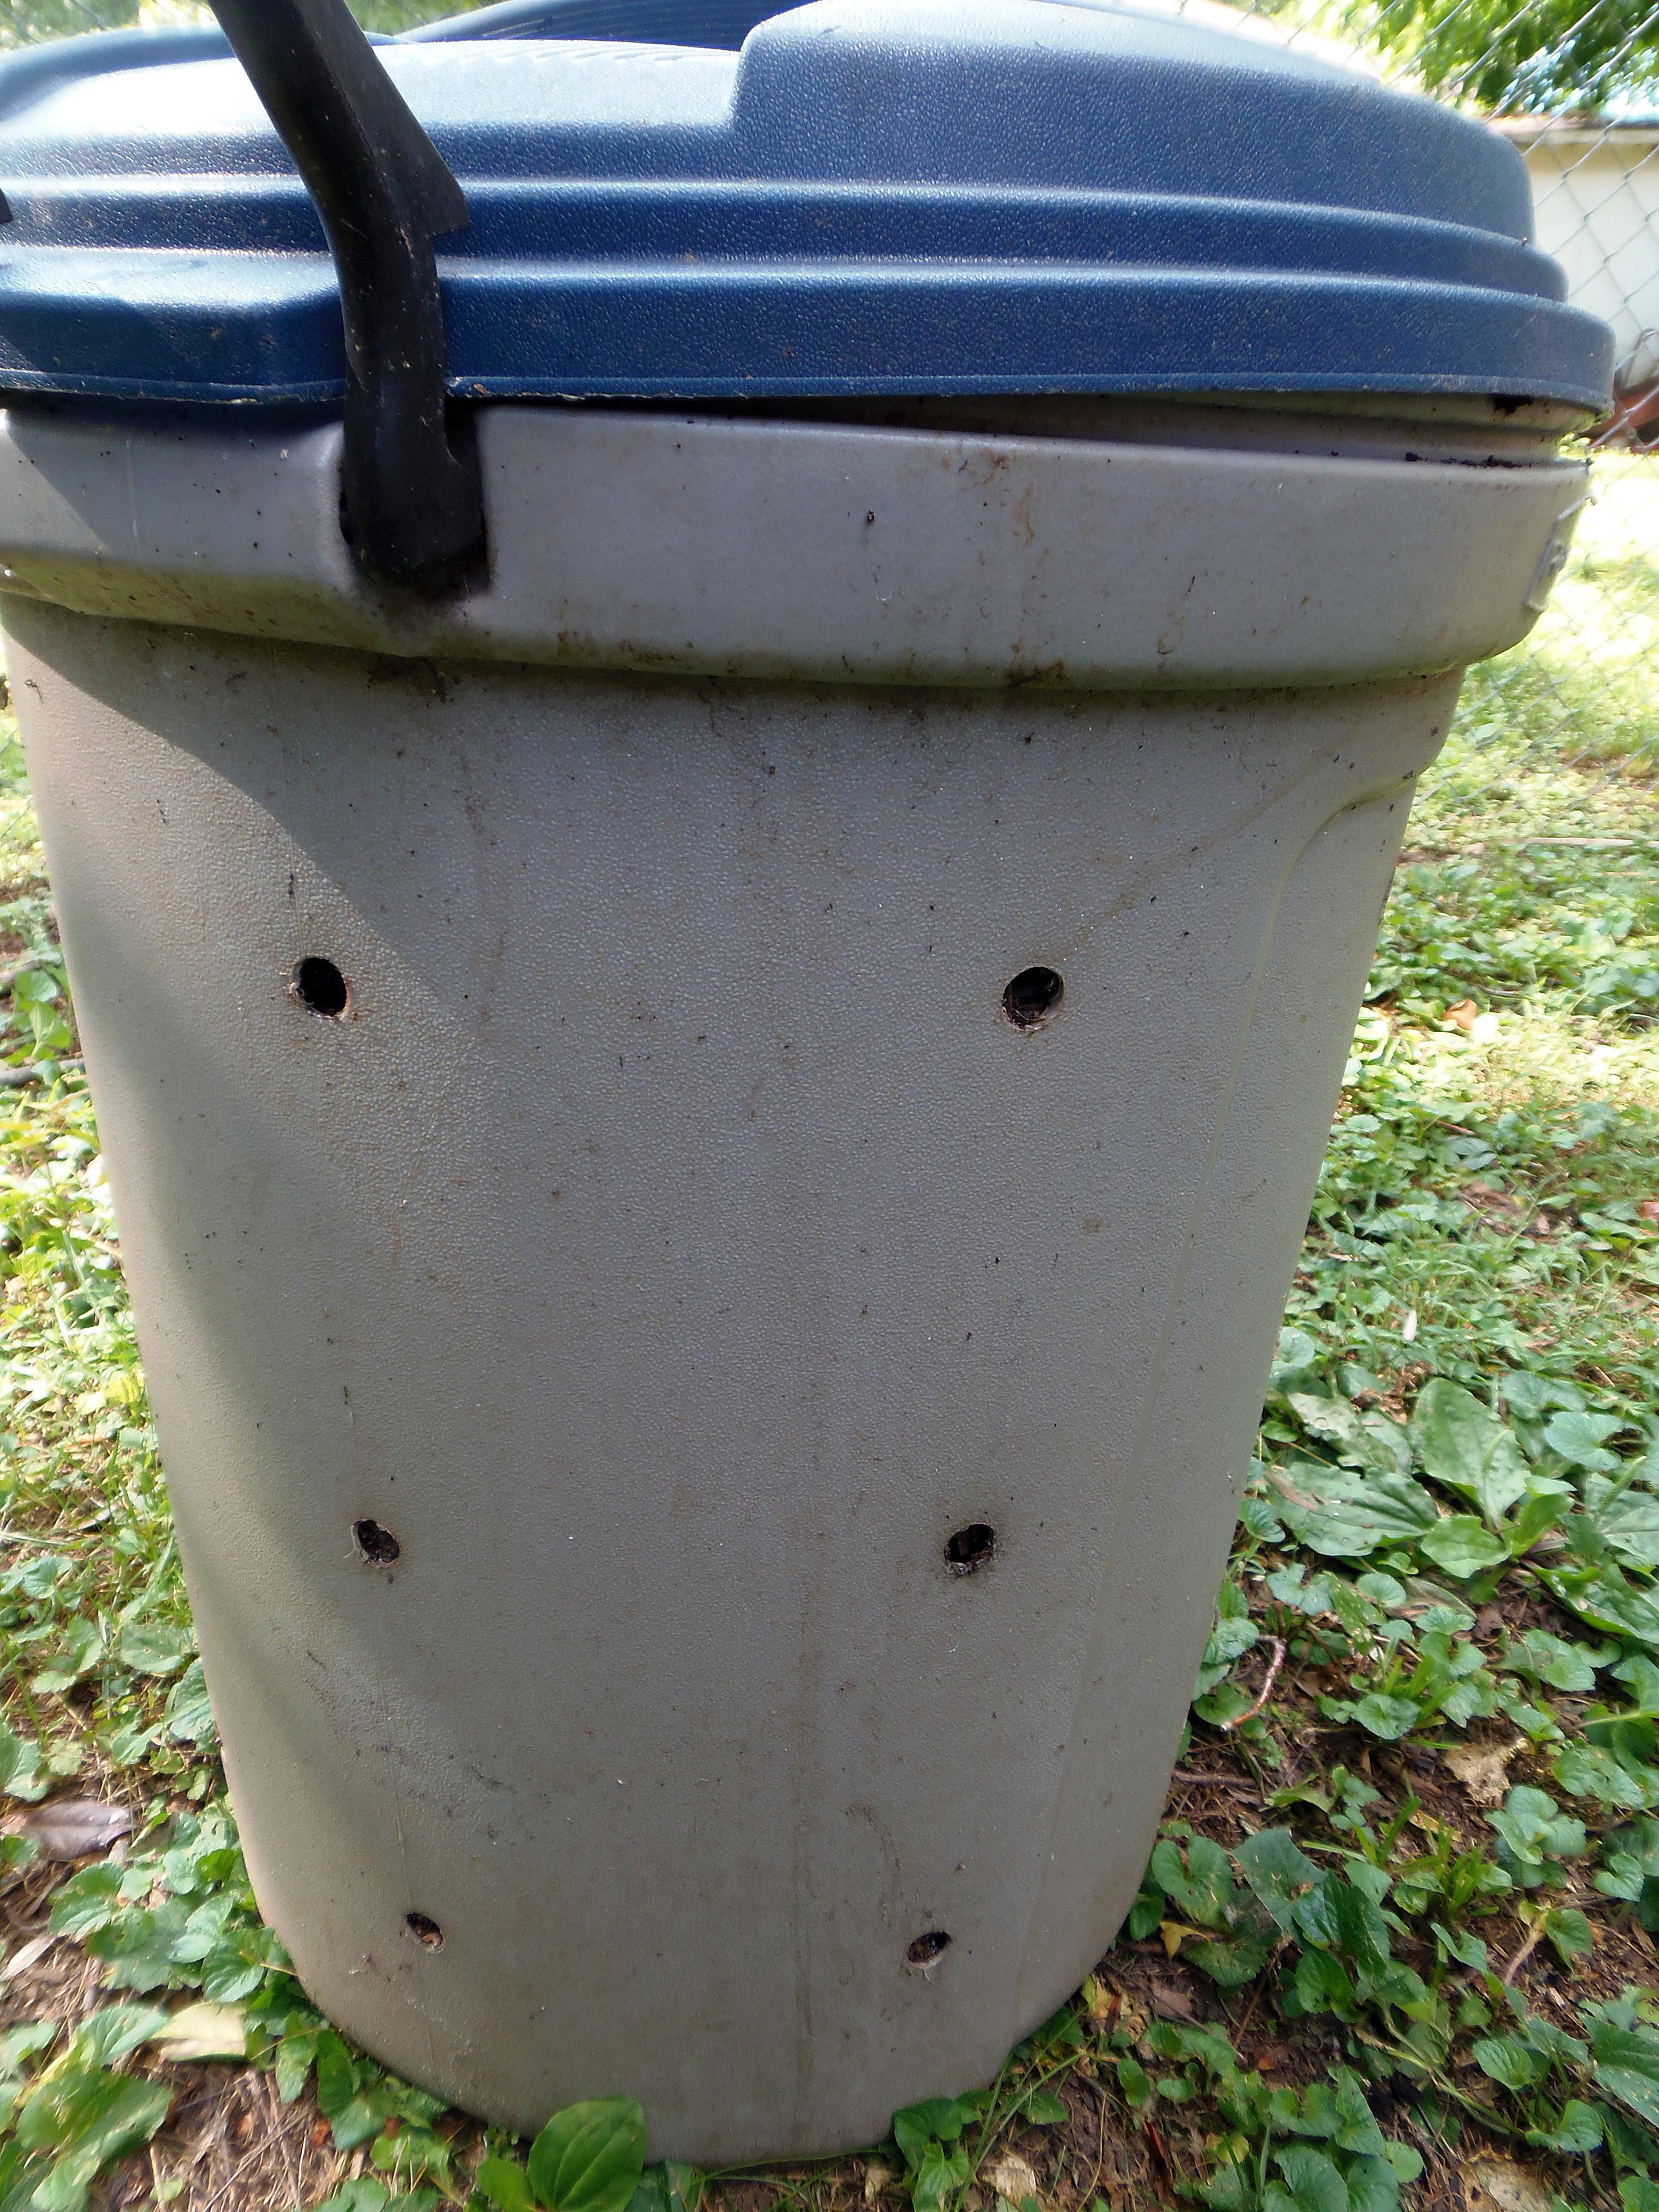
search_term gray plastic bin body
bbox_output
[0,388,1588,2157]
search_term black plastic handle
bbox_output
[206,0,485,593]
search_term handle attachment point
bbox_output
[208,0,486,594]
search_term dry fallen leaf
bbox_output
[986,2154,1039,2207]
[863,2164,894,2204]
[9,1796,131,1862]
[1079,1974,1115,2025]
[150,2001,247,2063]
[1462,2154,1553,2212]
[1445,1739,1523,1808]
[0,1931,55,1982]
[1151,1981,1196,2022]
[1638,1198,1659,1225]
[1158,1919,1206,1960]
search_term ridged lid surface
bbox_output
[0,0,1614,410]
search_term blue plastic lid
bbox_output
[0,0,1614,411]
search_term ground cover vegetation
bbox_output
[0,2,491,48]
[0,466,1648,2212]
[0,4,1652,2211]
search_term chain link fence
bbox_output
[0,0,1653,779]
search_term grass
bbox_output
[0,461,1651,2212]
[0,3,497,45]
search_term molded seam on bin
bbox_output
[372,1672,427,2072]
[1004,756,1424,2035]
[1043,729,1363,968]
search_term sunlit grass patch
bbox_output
[1413,459,1659,858]
[1403,1007,1659,1116]
[0,706,43,897]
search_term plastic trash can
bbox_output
[0,0,1611,2163]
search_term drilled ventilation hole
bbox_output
[290,956,349,1018]
[906,1930,953,1970]
[353,1518,401,1566]
[1002,966,1063,1029]
[405,1912,443,1950]
[946,1523,995,1576]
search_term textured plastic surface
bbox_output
[401,0,787,39]
[10,607,1457,2159]
[0,402,1590,686]
[0,26,230,122]
[0,0,1613,408]
[0,395,1581,2153]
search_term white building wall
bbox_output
[1512,127,1659,387]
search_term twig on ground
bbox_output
[193,2140,270,2212]
[1072,2079,1110,2212]
[1501,1913,1549,1987]
[1141,2117,1176,2194]
[266,2068,302,2208]
[0,956,42,996]
[1230,1939,1290,2047]
[1219,1637,1286,1731]
[0,1057,81,1089]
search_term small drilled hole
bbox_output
[1002,966,1063,1029]
[290,956,349,1018]
[405,1911,443,1950]
[906,1930,952,1969]
[353,1518,401,1566]
[946,1523,996,1575]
